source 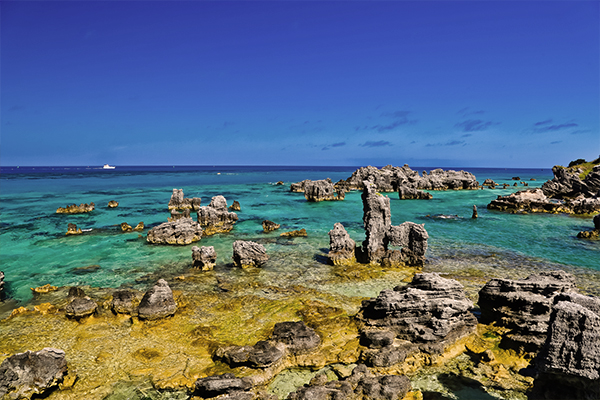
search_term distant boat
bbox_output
[102,164,116,169]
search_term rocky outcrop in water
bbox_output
[197,196,239,235]
[232,240,269,268]
[65,223,82,235]
[303,178,345,201]
[121,221,144,232]
[541,162,600,199]
[56,202,95,214]
[290,179,310,192]
[357,273,477,365]
[108,200,119,208]
[397,187,432,200]
[0,348,68,400]
[0,271,5,300]
[482,178,497,188]
[478,270,577,352]
[360,181,428,267]
[328,223,356,265]
[65,287,97,318]
[337,165,478,192]
[168,189,201,211]
[146,218,203,245]
[530,292,600,400]
[262,220,280,233]
[137,279,177,320]
[577,214,600,239]
[280,229,307,237]
[487,188,600,214]
[192,245,217,270]
[229,200,241,211]
[287,363,411,400]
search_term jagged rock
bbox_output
[56,202,95,214]
[478,270,577,352]
[361,181,428,267]
[262,220,280,233]
[530,292,600,400]
[577,214,600,239]
[542,162,600,199]
[358,273,477,360]
[229,200,241,211]
[168,189,201,211]
[304,178,345,201]
[0,348,68,400]
[67,286,86,298]
[270,321,320,354]
[232,240,269,268]
[107,200,119,208]
[472,205,478,219]
[168,208,191,221]
[197,195,239,235]
[195,373,253,398]
[132,222,144,231]
[482,179,497,188]
[137,279,177,320]
[398,187,432,200]
[360,330,395,349]
[112,290,137,314]
[146,218,203,245]
[290,179,310,192]
[280,228,307,237]
[65,223,82,235]
[216,341,285,369]
[192,245,217,271]
[121,222,133,232]
[31,284,57,294]
[65,291,97,318]
[0,271,5,300]
[328,223,356,265]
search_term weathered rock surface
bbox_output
[478,270,577,352]
[530,292,600,400]
[121,221,144,232]
[56,202,95,214]
[107,200,119,208]
[65,223,82,235]
[197,195,239,235]
[482,178,497,188]
[397,186,432,200]
[487,188,600,214]
[0,271,5,300]
[0,348,68,400]
[270,321,321,354]
[287,364,411,400]
[290,179,310,192]
[168,189,201,211]
[146,218,203,245]
[111,289,137,314]
[577,214,600,239]
[542,163,600,199]
[65,293,97,318]
[232,240,269,268]
[303,178,345,201]
[280,228,307,237]
[192,245,217,270]
[195,373,253,398]
[229,200,241,211]
[137,279,177,320]
[262,220,280,233]
[357,273,477,362]
[337,164,478,192]
[360,181,428,267]
[328,223,356,265]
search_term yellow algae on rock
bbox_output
[31,284,58,294]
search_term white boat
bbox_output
[102,164,116,169]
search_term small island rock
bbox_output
[147,218,203,245]
[56,202,95,214]
[262,220,280,233]
[232,240,269,268]
[192,245,217,270]
[65,223,82,235]
[328,223,356,265]
[107,200,119,208]
[197,195,239,235]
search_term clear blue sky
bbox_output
[2,1,599,168]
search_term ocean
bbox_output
[1,164,598,314]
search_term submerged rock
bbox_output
[146,218,203,245]
[65,222,82,235]
[197,195,239,235]
[280,228,307,237]
[232,240,269,268]
[56,202,95,214]
[192,245,217,270]
[0,348,68,400]
[328,223,356,265]
[262,220,280,233]
[303,178,345,201]
[137,279,177,320]
[478,270,577,352]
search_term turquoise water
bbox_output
[1,165,598,307]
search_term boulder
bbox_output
[56,202,95,214]
[280,228,307,237]
[121,222,133,232]
[168,189,201,211]
[270,321,321,354]
[197,195,239,235]
[111,290,137,314]
[478,270,577,352]
[192,245,217,271]
[303,178,345,201]
[107,200,119,208]
[358,273,477,360]
[262,220,280,233]
[0,348,68,400]
[398,187,432,200]
[195,373,253,398]
[530,292,600,400]
[482,178,497,188]
[137,279,177,320]
[229,200,241,211]
[146,218,203,245]
[232,240,269,268]
[328,223,356,265]
[65,223,82,235]
[215,341,285,369]
[65,294,97,318]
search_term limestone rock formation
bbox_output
[107,200,119,208]
[65,287,97,318]
[542,162,600,199]
[197,195,239,235]
[530,292,600,400]
[328,223,356,265]
[232,240,269,268]
[122,221,144,232]
[0,348,68,400]
[111,289,137,314]
[488,188,600,214]
[0,271,5,300]
[357,273,477,362]
[398,187,432,200]
[290,179,310,192]
[303,178,345,201]
[280,228,307,237]
[270,321,321,354]
[168,189,201,211]
[577,214,600,239]
[146,218,203,245]
[192,245,217,270]
[472,205,478,219]
[262,220,280,233]
[482,178,497,188]
[229,200,241,211]
[137,279,177,320]
[478,270,577,352]
[65,223,82,235]
[56,202,95,214]
[195,373,253,399]
[360,181,428,267]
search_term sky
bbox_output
[1,1,599,168]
